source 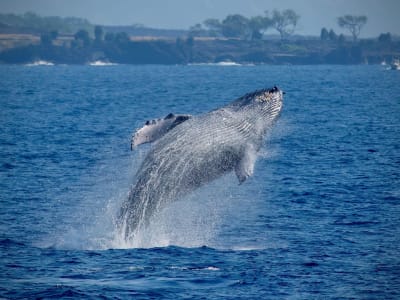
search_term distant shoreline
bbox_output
[0,34,399,66]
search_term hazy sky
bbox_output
[1,0,399,37]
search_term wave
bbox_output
[25,60,54,66]
[189,61,254,67]
[88,60,117,66]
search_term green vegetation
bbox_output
[0,11,398,65]
[270,9,300,40]
[0,12,93,34]
[337,15,368,42]
[197,9,299,40]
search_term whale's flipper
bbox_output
[131,113,192,149]
[235,145,257,184]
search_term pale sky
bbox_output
[1,0,399,37]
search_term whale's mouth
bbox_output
[256,86,283,103]
[268,86,285,95]
[268,86,280,93]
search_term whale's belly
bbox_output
[136,118,244,199]
[120,111,253,235]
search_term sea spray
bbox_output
[48,147,241,250]
[45,147,143,250]
[111,173,239,249]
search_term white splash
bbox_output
[88,60,117,66]
[48,147,238,250]
[26,60,54,66]
[109,174,238,249]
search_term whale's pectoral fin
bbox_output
[235,145,257,184]
[131,113,192,150]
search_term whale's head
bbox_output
[228,86,284,133]
[234,86,283,115]
[241,86,283,135]
[253,86,283,125]
[253,86,284,106]
[234,86,283,107]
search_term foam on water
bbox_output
[25,60,54,66]
[49,149,281,251]
[110,175,237,249]
[47,146,243,250]
[88,60,118,66]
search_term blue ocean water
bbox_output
[0,64,399,299]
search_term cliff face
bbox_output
[0,35,398,65]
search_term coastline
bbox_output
[0,36,398,65]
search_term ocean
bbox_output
[0,64,399,299]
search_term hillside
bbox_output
[0,13,399,65]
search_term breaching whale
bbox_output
[119,87,283,240]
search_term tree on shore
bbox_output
[203,15,270,40]
[337,15,367,42]
[321,28,344,43]
[0,12,93,35]
[329,29,337,41]
[378,32,391,44]
[104,32,115,42]
[189,23,206,37]
[94,25,104,42]
[270,9,300,40]
[74,29,90,47]
[203,18,221,37]
[114,32,130,44]
[220,14,250,39]
[199,9,300,40]
[320,28,329,41]
[338,34,346,44]
[248,15,272,40]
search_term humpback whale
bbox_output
[119,87,283,240]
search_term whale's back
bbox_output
[137,109,247,198]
